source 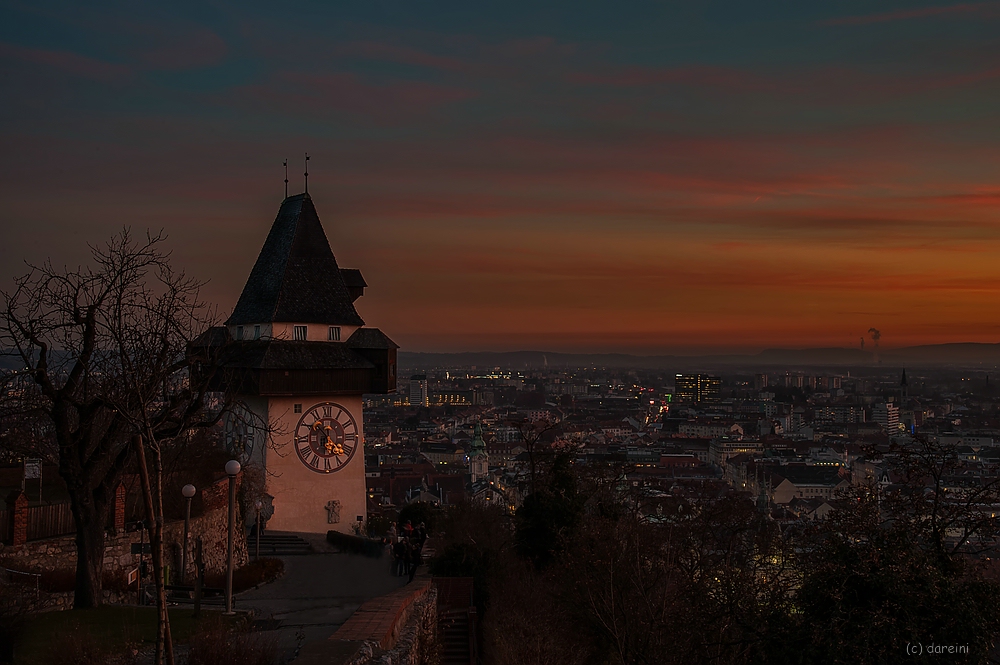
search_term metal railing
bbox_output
[1,566,41,599]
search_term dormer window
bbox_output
[236,326,244,341]
[329,326,341,341]
[294,325,307,341]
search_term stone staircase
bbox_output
[439,608,473,665]
[252,532,313,556]
[434,576,477,665]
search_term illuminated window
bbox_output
[329,326,341,341]
[294,325,307,340]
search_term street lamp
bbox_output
[181,484,196,585]
[224,459,241,615]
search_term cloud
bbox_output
[821,2,1000,26]
[568,64,783,93]
[567,59,1000,102]
[130,24,228,70]
[335,41,467,72]
[225,70,476,123]
[0,41,133,83]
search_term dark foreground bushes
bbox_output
[327,530,384,557]
[204,557,284,593]
[433,443,1000,665]
[187,617,277,665]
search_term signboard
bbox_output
[24,458,42,480]
[127,567,139,585]
[131,543,152,555]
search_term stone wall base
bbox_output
[294,579,439,665]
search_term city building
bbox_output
[674,373,721,403]
[873,402,900,433]
[409,374,429,407]
[754,373,768,391]
[468,422,489,483]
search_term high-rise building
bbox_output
[674,374,721,403]
[409,374,428,407]
[754,374,768,391]
[873,402,900,433]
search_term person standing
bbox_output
[407,539,420,583]
[416,522,427,547]
[393,537,407,577]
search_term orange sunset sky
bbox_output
[2,1,1000,354]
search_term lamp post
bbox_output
[254,500,263,559]
[181,484,196,585]
[224,459,241,615]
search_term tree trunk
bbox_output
[68,488,108,609]
[151,440,173,665]
[132,435,174,665]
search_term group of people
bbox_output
[385,520,427,583]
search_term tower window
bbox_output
[293,325,307,340]
[235,326,244,341]
[253,325,261,340]
[294,403,302,413]
[329,326,341,341]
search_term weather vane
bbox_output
[304,152,310,194]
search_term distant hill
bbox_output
[399,343,1000,371]
[882,343,1000,366]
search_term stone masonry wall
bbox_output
[0,475,248,588]
[292,579,438,665]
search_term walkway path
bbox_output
[239,550,408,662]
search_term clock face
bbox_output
[294,402,359,473]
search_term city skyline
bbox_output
[3,1,1000,353]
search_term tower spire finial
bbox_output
[304,152,310,194]
[283,159,288,198]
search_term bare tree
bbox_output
[514,416,560,494]
[1,230,226,663]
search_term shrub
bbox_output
[204,557,283,592]
[326,531,384,558]
[365,514,392,538]
[187,617,277,665]
[398,502,438,532]
[0,583,29,662]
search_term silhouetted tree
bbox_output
[1,230,226,663]
[515,454,585,569]
[791,439,1000,664]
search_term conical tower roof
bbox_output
[227,194,364,326]
[470,422,487,457]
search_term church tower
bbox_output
[469,422,489,483]
[208,193,397,534]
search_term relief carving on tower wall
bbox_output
[326,499,342,524]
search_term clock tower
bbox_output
[208,192,397,535]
